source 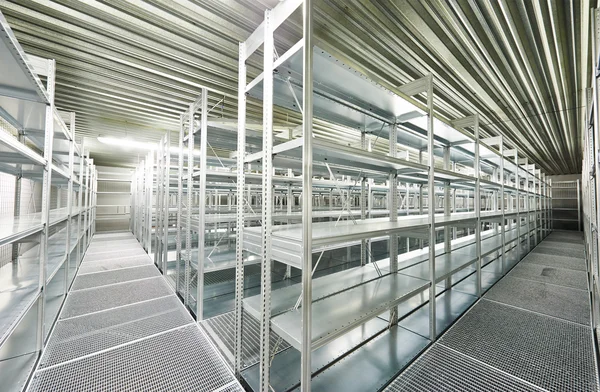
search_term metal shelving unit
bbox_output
[584,7,600,340]
[96,166,132,233]
[231,1,551,391]
[0,11,97,392]
[123,4,551,389]
[551,179,581,231]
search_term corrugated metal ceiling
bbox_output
[0,0,592,173]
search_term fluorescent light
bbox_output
[97,136,157,150]
[97,136,202,156]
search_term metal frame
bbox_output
[235,2,551,391]
[0,18,97,389]
[584,9,600,335]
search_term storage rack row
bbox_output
[229,1,551,391]
[131,2,551,389]
[583,7,600,342]
[146,114,494,322]
[551,179,581,231]
[0,11,97,392]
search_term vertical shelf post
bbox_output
[234,41,247,379]
[196,88,208,319]
[301,0,314,389]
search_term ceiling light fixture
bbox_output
[97,136,157,150]
[97,136,202,156]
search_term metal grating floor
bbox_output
[71,265,161,291]
[530,245,585,260]
[485,276,590,325]
[27,234,243,392]
[61,277,174,319]
[440,299,598,391]
[202,310,291,369]
[521,252,587,271]
[78,255,153,274]
[384,232,599,392]
[545,237,586,244]
[40,297,193,367]
[83,248,149,262]
[85,242,142,254]
[509,262,588,291]
[29,326,243,392]
[384,344,543,392]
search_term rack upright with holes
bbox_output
[232,1,552,391]
[131,150,154,253]
[0,11,96,391]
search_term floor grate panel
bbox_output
[385,344,542,392]
[83,248,149,262]
[78,256,153,274]
[509,263,588,291]
[544,237,585,245]
[440,299,599,391]
[61,277,173,319]
[484,276,590,325]
[530,246,585,260]
[93,233,136,240]
[29,326,243,392]
[521,252,587,271]
[202,310,290,369]
[71,265,160,291]
[40,296,192,368]
[86,242,141,254]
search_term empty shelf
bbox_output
[271,272,429,350]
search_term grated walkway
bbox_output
[385,231,599,392]
[26,232,243,392]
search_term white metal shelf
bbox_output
[272,272,429,351]
[0,12,98,390]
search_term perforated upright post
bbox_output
[196,88,208,320]
[259,9,275,392]
[497,137,506,273]
[426,75,436,340]
[155,137,163,269]
[361,131,368,266]
[176,115,184,295]
[38,58,55,348]
[184,104,194,307]
[389,124,399,324]
[234,42,247,379]
[474,116,481,297]
[64,113,75,291]
[163,131,171,275]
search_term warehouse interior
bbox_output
[0,0,598,391]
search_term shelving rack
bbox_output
[551,179,581,231]
[0,11,97,392]
[96,166,132,233]
[584,7,600,338]
[131,150,154,252]
[232,1,551,391]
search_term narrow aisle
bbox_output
[385,231,599,392]
[26,232,243,392]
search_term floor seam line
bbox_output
[59,294,176,321]
[70,275,161,292]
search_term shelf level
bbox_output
[271,272,429,351]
